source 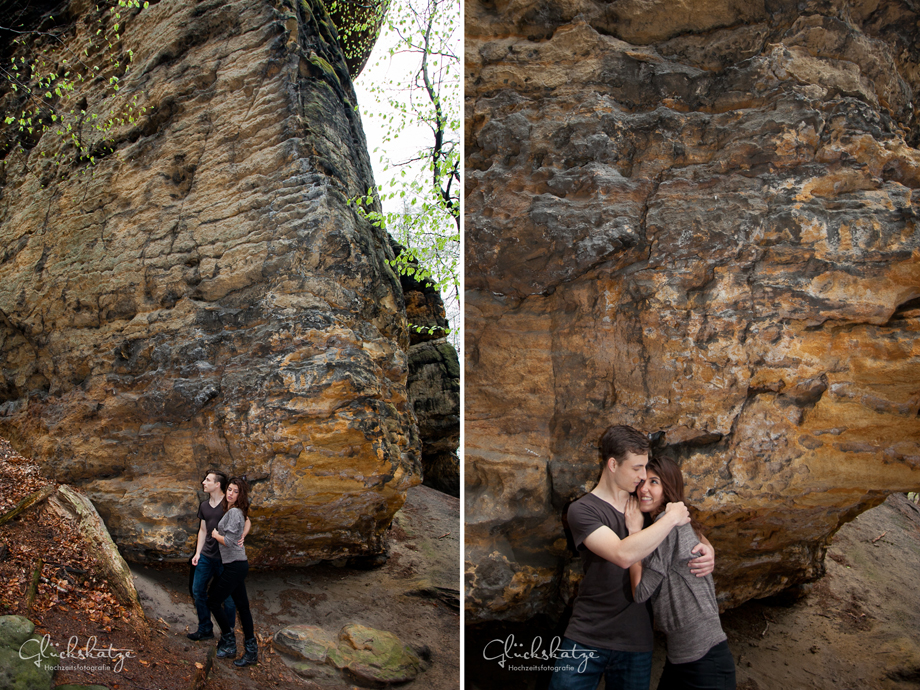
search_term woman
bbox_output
[207,476,258,667]
[628,457,736,689]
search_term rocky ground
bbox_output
[467,492,920,690]
[0,437,459,689]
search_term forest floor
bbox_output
[467,492,920,690]
[0,437,460,689]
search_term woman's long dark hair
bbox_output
[646,456,703,538]
[222,477,250,519]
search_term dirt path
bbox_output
[721,492,920,690]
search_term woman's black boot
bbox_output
[216,632,237,658]
[234,637,258,667]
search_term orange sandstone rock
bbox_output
[465,0,920,620]
[0,0,420,564]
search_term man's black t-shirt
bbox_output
[563,493,654,652]
[197,499,226,560]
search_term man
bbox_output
[188,470,251,642]
[549,425,715,690]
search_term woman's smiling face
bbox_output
[638,471,664,513]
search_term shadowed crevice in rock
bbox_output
[399,263,460,498]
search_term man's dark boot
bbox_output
[216,631,237,658]
[234,637,258,667]
[186,628,214,641]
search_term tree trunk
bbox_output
[48,485,145,620]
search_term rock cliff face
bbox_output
[465,0,920,620]
[0,0,421,563]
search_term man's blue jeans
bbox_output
[548,637,653,690]
[192,553,236,634]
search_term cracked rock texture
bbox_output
[465,0,920,621]
[0,0,422,563]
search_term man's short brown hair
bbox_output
[599,425,650,465]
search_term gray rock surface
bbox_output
[275,622,427,687]
[408,339,460,497]
[0,615,56,690]
[400,267,460,497]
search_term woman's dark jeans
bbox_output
[657,640,736,690]
[206,559,254,640]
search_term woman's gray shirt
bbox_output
[634,517,727,664]
[216,507,247,564]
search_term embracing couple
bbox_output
[549,425,736,690]
[188,469,259,668]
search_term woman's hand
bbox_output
[625,495,643,535]
[211,528,220,539]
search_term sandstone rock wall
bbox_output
[466,0,920,620]
[0,0,421,563]
[400,267,460,497]
[408,338,460,497]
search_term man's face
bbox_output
[201,473,220,494]
[610,451,648,493]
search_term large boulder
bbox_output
[0,0,419,563]
[465,0,920,620]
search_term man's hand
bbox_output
[663,501,690,527]
[192,553,200,566]
[625,495,643,535]
[236,537,245,547]
[689,541,715,577]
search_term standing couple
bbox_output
[188,469,259,668]
[550,425,736,690]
